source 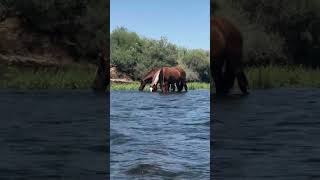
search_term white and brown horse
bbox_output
[150,67,188,93]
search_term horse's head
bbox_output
[149,84,158,92]
[139,79,146,91]
[139,69,158,91]
[149,69,161,92]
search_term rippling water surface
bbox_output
[213,89,320,180]
[0,90,108,179]
[111,90,210,179]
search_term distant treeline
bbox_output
[111,27,210,82]
[214,0,320,67]
[0,0,108,62]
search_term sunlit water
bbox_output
[111,90,210,179]
[212,89,320,180]
[0,90,108,179]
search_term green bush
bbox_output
[181,49,210,82]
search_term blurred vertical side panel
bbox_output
[0,0,110,179]
[210,1,214,179]
[212,0,320,179]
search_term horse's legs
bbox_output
[184,81,188,92]
[161,84,165,92]
[237,71,249,94]
[176,81,182,92]
[176,82,181,92]
[223,73,235,94]
[213,57,226,95]
[180,80,187,92]
[162,82,169,93]
[171,83,175,92]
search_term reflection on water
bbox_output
[111,90,210,179]
[0,90,108,179]
[212,89,320,180]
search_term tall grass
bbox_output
[0,65,96,89]
[111,82,210,91]
[1,65,319,90]
[111,82,140,90]
[245,65,320,89]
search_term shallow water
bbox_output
[0,90,108,179]
[212,88,320,180]
[111,90,210,179]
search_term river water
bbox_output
[111,90,210,179]
[2,88,318,179]
[0,90,109,179]
[212,89,320,180]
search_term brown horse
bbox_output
[139,68,175,92]
[139,68,160,91]
[211,17,249,95]
[158,67,188,93]
[175,66,187,92]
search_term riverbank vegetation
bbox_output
[111,82,210,91]
[246,65,320,89]
[0,0,108,90]
[0,65,96,89]
[0,64,210,90]
[212,0,320,90]
[214,0,320,67]
[2,64,320,90]
[111,27,210,82]
[1,1,320,90]
[0,0,108,62]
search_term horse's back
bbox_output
[174,66,187,79]
[142,68,160,82]
[212,17,243,57]
[160,67,182,82]
[213,17,242,43]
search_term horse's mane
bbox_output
[141,67,160,80]
[150,69,161,86]
[145,68,159,75]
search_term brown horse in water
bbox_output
[152,67,187,93]
[139,68,159,91]
[212,17,249,95]
[139,68,175,92]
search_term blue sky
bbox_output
[110,0,210,50]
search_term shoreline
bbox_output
[111,82,210,91]
[0,65,319,90]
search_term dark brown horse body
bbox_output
[158,67,187,93]
[139,68,175,91]
[211,17,249,95]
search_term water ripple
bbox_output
[213,89,320,179]
[111,90,209,179]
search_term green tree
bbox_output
[181,49,210,82]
